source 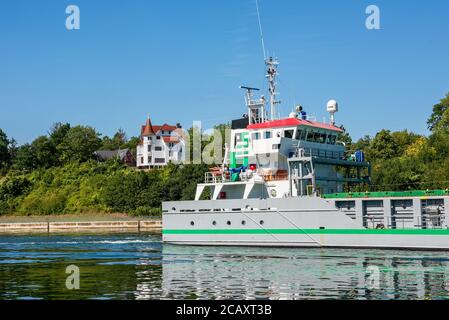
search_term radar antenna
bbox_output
[240,86,266,125]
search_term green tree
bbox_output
[58,126,102,163]
[0,129,10,170]
[101,128,128,150]
[427,93,449,132]
[368,130,399,160]
[12,144,35,170]
[49,122,71,146]
[31,136,57,168]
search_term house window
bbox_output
[140,157,144,164]
[155,158,165,164]
[155,146,163,151]
[168,131,172,135]
[148,156,152,163]
[156,136,161,140]
[147,145,151,152]
[264,131,272,139]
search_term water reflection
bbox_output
[0,233,449,300]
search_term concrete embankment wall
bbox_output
[0,220,162,234]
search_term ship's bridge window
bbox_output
[327,135,337,145]
[317,133,327,144]
[284,129,294,139]
[252,132,261,140]
[307,132,327,144]
[295,129,306,140]
[264,131,272,139]
[306,131,315,142]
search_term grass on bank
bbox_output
[0,213,162,223]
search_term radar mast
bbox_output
[266,57,281,120]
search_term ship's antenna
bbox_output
[255,1,281,120]
[255,0,267,60]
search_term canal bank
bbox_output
[0,219,162,234]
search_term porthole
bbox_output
[241,220,246,226]
[227,221,231,226]
[190,221,195,226]
[212,221,217,226]
[260,220,264,225]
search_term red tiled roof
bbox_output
[247,118,343,133]
[141,117,155,136]
[140,116,180,138]
[163,136,180,144]
[153,124,178,133]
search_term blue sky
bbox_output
[1,0,448,144]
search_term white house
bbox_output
[136,117,186,169]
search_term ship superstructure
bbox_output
[162,57,449,250]
[197,58,370,202]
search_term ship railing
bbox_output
[362,215,446,230]
[259,169,289,182]
[294,148,344,160]
[204,171,232,184]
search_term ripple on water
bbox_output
[1,234,449,300]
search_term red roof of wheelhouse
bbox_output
[246,118,343,133]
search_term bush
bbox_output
[131,206,161,217]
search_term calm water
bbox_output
[1,233,449,300]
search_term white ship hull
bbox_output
[162,197,449,250]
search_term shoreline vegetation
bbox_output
[0,213,160,223]
[0,93,449,221]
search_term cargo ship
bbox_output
[162,56,449,250]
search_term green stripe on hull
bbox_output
[163,229,449,235]
[322,189,449,199]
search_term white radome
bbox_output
[327,100,338,113]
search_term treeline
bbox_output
[0,160,208,216]
[0,124,209,216]
[0,123,140,172]
[340,92,449,191]
[0,92,448,216]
